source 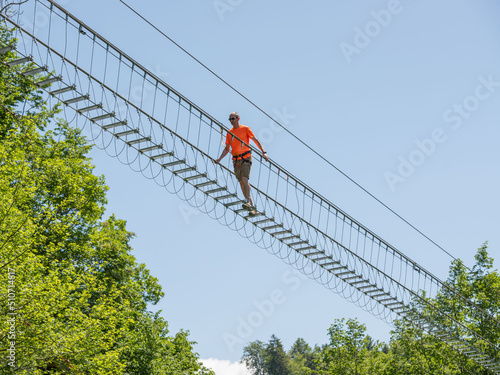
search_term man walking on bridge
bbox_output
[215,112,268,213]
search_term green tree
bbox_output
[241,340,266,375]
[240,246,499,375]
[242,335,295,375]
[264,334,292,375]
[0,23,213,374]
[288,338,317,374]
[316,318,390,375]
[317,318,369,374]
[385,243,500,374]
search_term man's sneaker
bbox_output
[242,202,253,210]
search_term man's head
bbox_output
[229,112,240,126]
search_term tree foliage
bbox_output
[264,335,292,375]
[241,244,499,375]
[0,22,213,374]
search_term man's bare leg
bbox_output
[239,177,254,207]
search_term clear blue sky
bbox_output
[47,0,500,366]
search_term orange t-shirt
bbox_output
[225,125,255,156]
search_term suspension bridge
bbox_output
[1,0,499,372]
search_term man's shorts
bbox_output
[233,157,252,180]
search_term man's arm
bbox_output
[251,136,269,162]
[215,145,230,163]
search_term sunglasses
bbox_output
[229,117,238,121]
